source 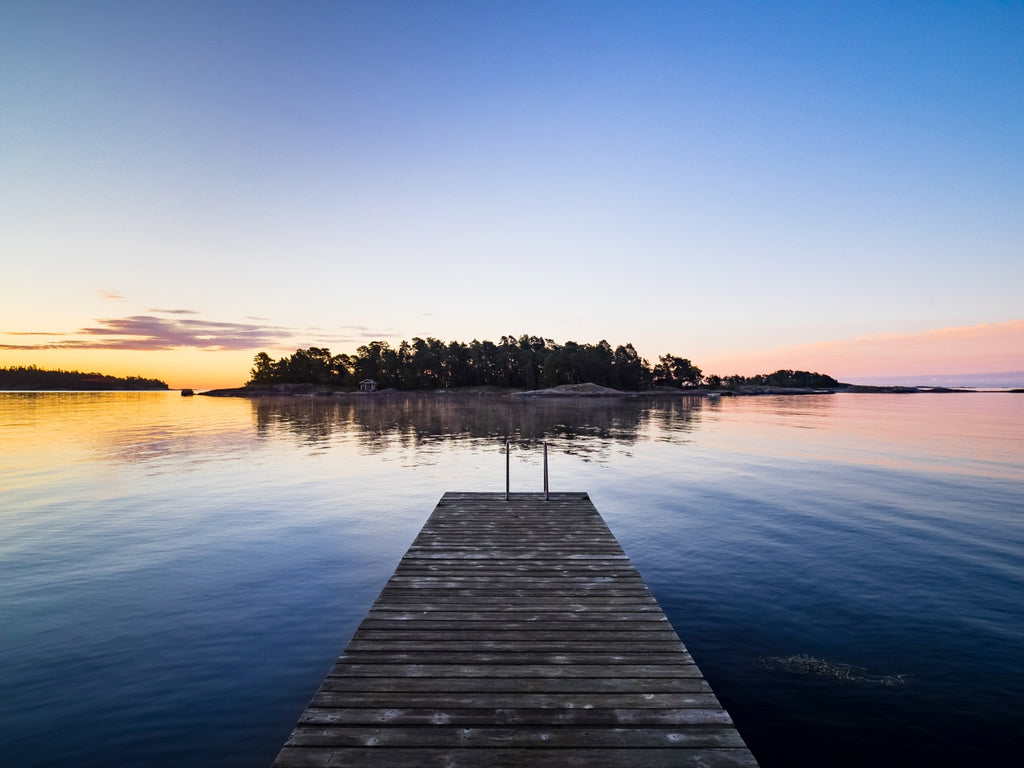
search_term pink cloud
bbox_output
[703,320,1024,378]
[1,314,398,352]
[0,315,288,351]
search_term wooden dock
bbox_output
[272,492,758,767]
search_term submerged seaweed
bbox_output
[760,654,907,687]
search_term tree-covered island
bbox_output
[245,335,838,392]
[0,366,169,390]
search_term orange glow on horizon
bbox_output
[4,319,1022,390]
[699,320,1024,379]
[0,348,256,391]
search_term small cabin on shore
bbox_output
[358,379,377,392]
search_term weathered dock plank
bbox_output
[272,491,758,767]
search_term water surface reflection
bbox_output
[2,391,1022,768]
[249,394,705,458]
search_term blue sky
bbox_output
[2,1,1022,387]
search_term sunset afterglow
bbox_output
[2,2,1021,389]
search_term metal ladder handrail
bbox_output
[505,440,550,501]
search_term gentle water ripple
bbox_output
[1,391,1022,767]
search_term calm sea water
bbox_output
[1,391,1022,767]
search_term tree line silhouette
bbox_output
[0,366,169,390]
[247,335,838,391]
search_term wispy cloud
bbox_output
[1,315,290,351]
[97,289,126,302]
[1,314,400,352]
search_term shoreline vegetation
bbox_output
[0,366,168,391]
[5,336,1017,395]
[242,337,842,394]
[201,337,1000,397]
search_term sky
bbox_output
[2,0,1022,389]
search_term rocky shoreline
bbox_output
[196,382,992,398]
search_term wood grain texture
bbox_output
[271,492,758,767]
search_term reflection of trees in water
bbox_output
[250,394,706,461]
